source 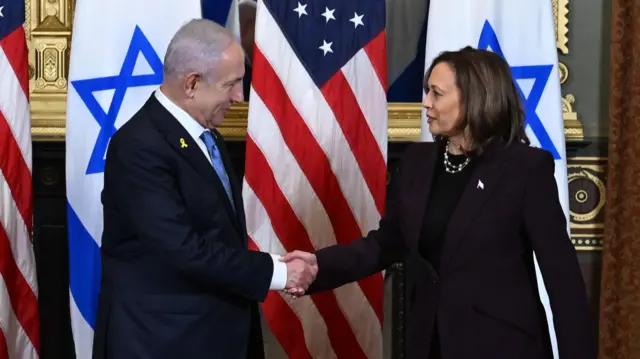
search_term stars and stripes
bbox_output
[0,0,41,358]
[243,0,387,358]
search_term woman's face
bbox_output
[423,62,463,137]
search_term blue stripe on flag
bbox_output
[68,201,101,329]
[202,0,233,26]
[387,16,428,102]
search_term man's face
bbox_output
[188,41,245,128]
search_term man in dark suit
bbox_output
[92,19,316,359]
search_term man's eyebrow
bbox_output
[226,76,243,84]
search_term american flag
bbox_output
[242,0,387,358]
[0,0,40,358]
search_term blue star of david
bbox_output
[478,20,561,160]
[71,26,164,174]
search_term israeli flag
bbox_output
[202,0,240,38]
[420,1,569,358]
[65,1,200,357]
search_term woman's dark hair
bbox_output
[424,46,529,154]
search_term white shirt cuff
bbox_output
[269,254,288,290]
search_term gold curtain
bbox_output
[598,0,640,358]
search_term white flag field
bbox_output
[65,1,201,358]
[420,1,569,358]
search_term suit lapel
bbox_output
[439,150,504,270]
[405,143,439,250]
[147,97,241,234]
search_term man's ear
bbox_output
[183,72,200,98]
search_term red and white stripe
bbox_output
[243,1,387,358]
[0,19,41,359]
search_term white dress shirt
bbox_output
[154,89,288,290]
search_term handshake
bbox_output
[280,251,318,297]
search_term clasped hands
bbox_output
[280,250,318,297]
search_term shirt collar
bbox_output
[154,88,208,141]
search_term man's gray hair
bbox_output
[164,19,235,84]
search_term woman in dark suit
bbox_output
[282,47,595,359]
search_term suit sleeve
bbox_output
[307,147,413,293]
[107,139,274,302]
[523,151,596,359]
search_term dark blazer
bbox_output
[308,142,595,359]
[93,95,273,359]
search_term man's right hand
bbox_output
[282,251,318,296]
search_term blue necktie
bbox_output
[200,131,234,210]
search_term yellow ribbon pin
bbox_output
[180,138,188,148]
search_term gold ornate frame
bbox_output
[27,0,578,142]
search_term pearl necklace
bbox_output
[444,141,470,174]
